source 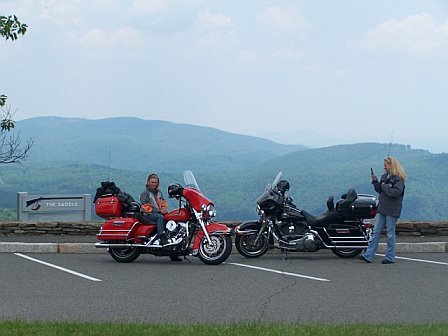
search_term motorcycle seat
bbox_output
[135,212,157,225]
[301,209,340,228]
[327,196,334,211]
[336,189,358,210]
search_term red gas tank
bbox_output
[164,208,191,222]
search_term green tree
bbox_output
[1,15,32,163]
[1,15,27,109]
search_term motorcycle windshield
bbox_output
[182,170,213,211]
[271,171,283,192]
[256,172,284,211]
[183,170,200,191]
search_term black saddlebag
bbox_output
[336,194,378,220]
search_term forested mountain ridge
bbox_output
[14,116,306,173]
[239,143,448,220]
[1,131,447,221]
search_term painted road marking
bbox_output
[14,253,102,282]
[377,253,448,266]
[227,262,330,282]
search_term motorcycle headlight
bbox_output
[256,204,264,217]
[202,204,216,219]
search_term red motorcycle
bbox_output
[95,171,233,265]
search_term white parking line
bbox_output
[227,262,330,282]
[377,253,448,266]
[14,253,102,282]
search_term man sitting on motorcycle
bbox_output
[140,173,168,245]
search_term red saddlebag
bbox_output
[97,218,155,241]
[95,195,122,219]
[97,218,136,241]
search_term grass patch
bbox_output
[0,321,447,336]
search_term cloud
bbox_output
[257,6,303,31]
[239,49,258,62]
[359,13,448,53]
[74,26,141,49]
[128,0,166,16]
[306,65,352,78]
[40,0,83,26]
[195,11,236,48]
[197,11,233,29]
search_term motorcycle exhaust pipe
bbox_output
[95,242,147,248]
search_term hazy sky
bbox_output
[2,0,448,152]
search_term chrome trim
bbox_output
[95,242,146,248]
[97,230,130,234]
[333,241,368,246]
[309,229,324,242]
[97,233,128,239]
[234,228,259,235]
[321,243,368,249]
[328,236,366,239]
[96,221,139,238]
[210,230,232,235]
[193,208,212,245]
[324,245,368,249]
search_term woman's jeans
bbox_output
[362,213,398,262]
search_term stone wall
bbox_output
[0,220,447,236]
[0,221,102,235]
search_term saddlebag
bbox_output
[336,194,378,220]
[319,223,369,248]
[95,195,123,219]
[97,218,136,240]
[97,218,155,241]
[350,194,378,219]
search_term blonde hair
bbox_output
[384,157,407,182]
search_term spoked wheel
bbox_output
[198,235,232,265]
[331,248,362,258]
[235,233,268,258]
[109,246,141,263]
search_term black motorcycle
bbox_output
[234,172,378,259]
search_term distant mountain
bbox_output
[1,140,447,221]
[14,117,306,173]
[239,143,448,220]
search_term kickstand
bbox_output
[281,248,288,261]
[184,256,192,263]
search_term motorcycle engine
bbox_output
[293,233,320,252]
[165,220,188,244]
[277,220,306,238]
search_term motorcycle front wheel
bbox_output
[198,235,232,265]
[109,246,141,263]
[235,233,268,258]
[331,248,362,258]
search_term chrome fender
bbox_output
[234,220,262,235]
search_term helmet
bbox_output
[127,202,140,212]
[277,179,290,195]
[168,183,183,198]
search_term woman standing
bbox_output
[360,157,406,264]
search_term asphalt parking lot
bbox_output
[1,250,447,324]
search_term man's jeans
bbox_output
[142,212,165,237]
[362,213,398,262]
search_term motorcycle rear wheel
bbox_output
[109,246,141,263]
[198,235,232,265]
[331,248,362,258]
[235,233,268,258]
